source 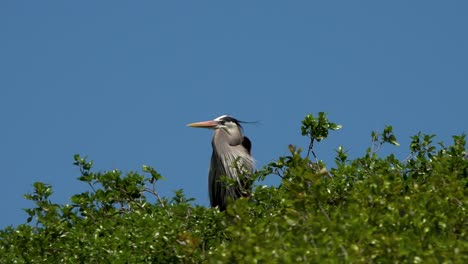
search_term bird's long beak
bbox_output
[187,120,219,128]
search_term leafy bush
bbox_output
[1,113,466,263]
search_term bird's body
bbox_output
[188,115,254,211]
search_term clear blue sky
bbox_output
[1,1,466,228]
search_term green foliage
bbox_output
[1,113,467,263]
[301,112,342,142]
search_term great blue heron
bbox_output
[187,115,254,211]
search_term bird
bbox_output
[187,115,254,211]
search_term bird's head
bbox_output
[187,115,242,135]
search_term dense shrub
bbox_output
[1,113,466,263]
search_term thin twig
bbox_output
[318,202,331,222]
[306,138,315,160]
[144,182,165,207]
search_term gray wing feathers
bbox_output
[209,147,254,210]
